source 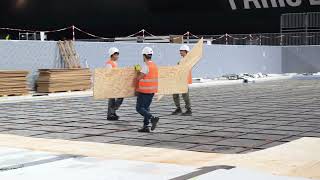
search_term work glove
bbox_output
[134,64,141,71]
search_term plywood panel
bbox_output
[158,66,189,95]
[94,66,189,99]
[94,67,138,99]
[179,38,203,69]
[93,39,203,100]
[0,77,27,82]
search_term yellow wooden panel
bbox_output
[179,38,203,69]
[94,67,137,99]
[93,65,189,99]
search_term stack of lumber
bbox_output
[170,35,184,44]
[0,71,29,96]
[57,41,81,68]
[36,69,91,93]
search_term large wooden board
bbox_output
[93,38,203,100]
[94,67,137,99]
[94,66,189,99]
[179,38,203,69]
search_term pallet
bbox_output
[35,88,89,94]
[52,89,87,93]
[0,93,29,97]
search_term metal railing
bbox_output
[281,12,320,32]
[111,12,320,46]
[198,32,320,46]
[111,32,320,46]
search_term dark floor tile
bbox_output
[111,139,158,146]
[200,131,246,138]
[189,145,248,154]
[1,130,48,137]
[174,136,225,144]
[136,133,187,141]
[237,133,289,141]
[147,141,198,150]
[75,136,124,143]
[214,138,268,148]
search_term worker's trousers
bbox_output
[136,93,154,127]
[173,89,191,110]
[108,98,123,116]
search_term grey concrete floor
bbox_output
[0,79,320,154]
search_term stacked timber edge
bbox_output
[36,68,91,93]
[0,70,29,96]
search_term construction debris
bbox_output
[222,74,239,80]
[36,69,91,93]
[0,71,29,96]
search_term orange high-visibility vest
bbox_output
[188,71,192,84]
[106,60,117,68]
[137,61,159,94]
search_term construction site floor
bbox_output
[0,79,319,179]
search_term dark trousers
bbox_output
[173,89,191,110]
[136,93,154,127]
[108,98,124,116]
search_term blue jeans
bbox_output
[136,93,154,127]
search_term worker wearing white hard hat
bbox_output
[135,47,160,133]
[105,47,123,120]
[106,47,120,69]
[172,44,193,116]
[141,47,154,55]
[180,44,190,52]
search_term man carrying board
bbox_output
[106,47,124,120]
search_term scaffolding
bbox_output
[280,12,320,45]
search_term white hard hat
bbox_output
[180,45,190,52]
[109,47,119,57]
[142,47,153,55]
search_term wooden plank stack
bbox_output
[57,41,81,68]
[0,71,29,96]
[170,35,184,44]
[36,69,91,93]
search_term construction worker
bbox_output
[106,47,123,120]
[135,47,160,133]
[172,45,192,116]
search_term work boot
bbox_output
[113,113,119,120]
[107,115,119,121]
[171,108,182,115]
[150,116,159,131]
[138,126,151,133]
[182,109,192,116]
